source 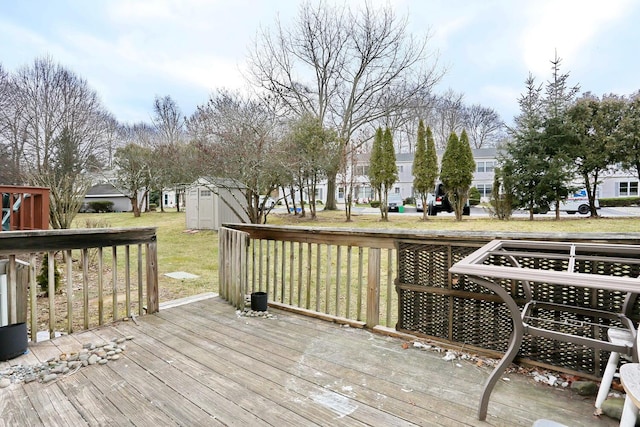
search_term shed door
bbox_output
[186,188,199,229]
[197,188,215,229]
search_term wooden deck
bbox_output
[1,296,618,426]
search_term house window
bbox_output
[356,165,369,176]
[618,181,639,196]
[476,161,495,173]
[394,187,400,194]
[397,165,404,173]
[315,188,323,200]
[338,187,345,199]
[475,184,493,198]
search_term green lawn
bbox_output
[75,209,640,302]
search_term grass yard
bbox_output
[74,209,640,304]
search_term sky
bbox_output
[1,0,638,127]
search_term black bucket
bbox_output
[250,292,268,311]
[0,322,28,361]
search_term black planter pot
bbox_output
[0,322,28,361]
[250,292,268,311]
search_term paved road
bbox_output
[274,205,640,218]
[379,206,640,218]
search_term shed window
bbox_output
[200,190,211,197]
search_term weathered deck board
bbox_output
[0,296,618,426]
[158,303,465,426]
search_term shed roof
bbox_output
[86,183,127,197]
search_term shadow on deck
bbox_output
[1,296,617,426]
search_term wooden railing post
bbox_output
[29,253,37,342]
[366,248,381,328]
[8,255,17,325]
[146,240,159,314]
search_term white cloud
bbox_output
[520,0,634,77]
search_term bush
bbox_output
[88,200,114,213]
[404,196,415,205]
[370,200,381,208]
[469,187,481,206]
[82,218,111,228]
[37,253,61,296]
[599,197,640,207]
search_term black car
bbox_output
[427,183,470,216]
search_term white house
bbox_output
[303,147,639,204]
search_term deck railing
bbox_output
[1,185,50,231]
[219,224,640,376]
[219,224,401,329]
[0,227,159,342]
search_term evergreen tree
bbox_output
[541,53,580,219]
[487,167,514,220]
[440,130,475,220]
[368,127,384,218]
[567,94,626,217]
[503,55,579,220]
[412,121,439,221]
[378,127,399,221]
[37,253,61,296]
[502,74,549,220]
[618,95,640,184]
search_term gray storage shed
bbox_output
[185,177,250,230]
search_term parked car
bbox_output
[387,194,404,212]
[259,196,276,211]
[415,193,434,212]
[427,183,470,216]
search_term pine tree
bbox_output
[368,127,384,218]
[412,120,438,220]
[378,127,398,221]
[440,130,475,220]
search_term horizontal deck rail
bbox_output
[220,224,640,377]
[0,227,159,342]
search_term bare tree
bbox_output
[248,1,443,209]
[429,89,466,149]
[187,89,287,224]
[151,95,188,212]
[113,141,153,218]
[0,63,29,184]
[0,64,15,183]
[1,56,113,228]
[152,95,185,145]
[464,104,504,148]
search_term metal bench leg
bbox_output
[595,350,620,408]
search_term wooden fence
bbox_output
[0,227,159,342]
